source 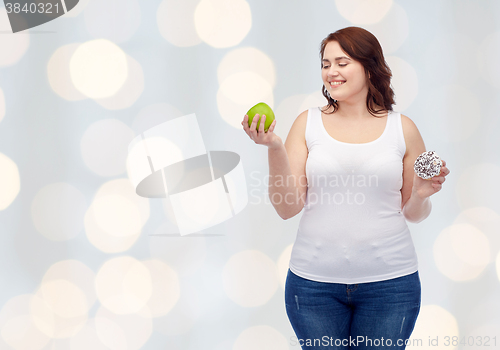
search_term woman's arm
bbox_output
[242,111,309,220]
[268,111,309,219]
[400,115,450,223]
[402,178,432,223]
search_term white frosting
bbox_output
[414,150,442,179]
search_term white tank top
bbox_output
[288,107,418,284]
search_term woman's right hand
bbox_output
[241,114,281,149]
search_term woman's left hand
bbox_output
[412,159,450,199]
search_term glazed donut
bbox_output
[414,151,442,180]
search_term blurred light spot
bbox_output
[69,319,108,350]
[47,44,86,101]
[218,47,276,88]
[194,0,252,48]
[32,287,87,339]
[49,44,142,107]
[70,39,128,99]
[407,305,459,350]
[85,205,141,253]
[141,130,189,169]
[131,103,183,135]
[84,0,141,43]
[386,56,418,111]
[0,294,50,350]
[363,2,409,54]
[453,207,500,260]
[0,152,20,210]
[425,85,481,143]
[456,163,500,214]
[126,136,184,189]
[29,293,55,339]
[95,256,152,314]
[218,72,274,130]
[277,244,293,290]
[0,88,5,123]
[157,0,202,47]
[42,260,97,310]
[93,315,128,350]
[149,223,207,275]
[142,260,180,317]
[478,32,500,89]
[300,90,326,112]
[433,223,490,281]
[94,54,144,110]
[335,0,393,25]
[95,179,150,224]
[81,119,135,177]
[85,179,149,253]
[40,280,88,319]
[222,250,278,307]
[233,325,288,350]
[92,195,142,237]
[152,280,201,337]
[220,72,271,105]
[0,9,29,67]
[31,183,87,241]
[95,306,152,350]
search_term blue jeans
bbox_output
[285,269,421,349]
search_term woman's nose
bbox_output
[328,68,339,76]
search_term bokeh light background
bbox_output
[1,0,500,349]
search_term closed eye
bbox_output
[322,64,347,69]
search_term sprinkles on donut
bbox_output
[414,151,442,180]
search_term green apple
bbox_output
[247,102,275,132]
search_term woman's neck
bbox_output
[324,102,386,120]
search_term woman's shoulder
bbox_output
[400,114,418,132]
[400,114,425,157]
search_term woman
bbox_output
[241,27,450,349]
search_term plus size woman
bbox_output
[242,27,450,349]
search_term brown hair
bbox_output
[319,27,395,117]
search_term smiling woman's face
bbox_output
[321,41,369,104]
